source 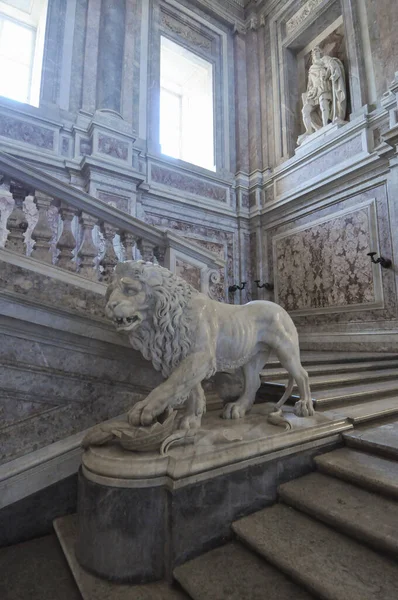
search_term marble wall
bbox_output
[1,0,398,503]
[242,0,398,350]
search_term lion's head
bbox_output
[105,261,198,377]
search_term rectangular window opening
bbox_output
[160,36,215,171]
[0,0,48,107]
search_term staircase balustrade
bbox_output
[0,151,225,294]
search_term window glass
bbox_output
[160,36,215,171]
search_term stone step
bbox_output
[269,352,398,367]
[312,379,398,407]
[343,420,398,460]
[320,396,398,423]
[0,534,81,600]
[278,472,398,556]
[262,368,398,392]
[262,359,398,381]
[233,503,398,600]
[173,541,313,600]
[54,514,188,600]
[315,447,398,499]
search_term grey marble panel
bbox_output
[41,0,67,105]
[69,0,89,113]
[97,0,126,112]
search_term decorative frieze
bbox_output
[98,134,128,161]
[151,165,228,202]
[160,11,213,53]
[285,0,324,36]
[0,116,54,150]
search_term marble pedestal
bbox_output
[76,404,351,582]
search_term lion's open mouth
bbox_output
[113,315,140,331]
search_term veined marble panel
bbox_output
[175,258,202,290]
[145,212,233,301]
[0,115,54,150]
[273,201,383,314]
[150,164,228,202]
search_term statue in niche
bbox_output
[82,261,314,453]
[298,46,347,145]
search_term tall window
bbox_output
[0,0,48,106]
[160,36,215,171]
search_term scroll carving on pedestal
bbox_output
[298,46,347,146]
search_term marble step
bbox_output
[54,514,188,600]
[278,472,398,556]
[0,534,81,600]
[312,379,398,407]
[269,352,398,367]
[263,367,398,392]
[315,447,398,499]
[233,503,398,600]
[343,420,398,460]
[320,396,398,423]
[262,359,398,381]
[173,541,313,600]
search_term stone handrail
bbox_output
[0,150,225,294]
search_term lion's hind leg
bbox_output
[276,348,313,417]
[222,350,270,420]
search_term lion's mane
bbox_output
[115,261,198,378]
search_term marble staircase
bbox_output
[174,417,398,600]
[3,352,398,599]
[261,350,398,424]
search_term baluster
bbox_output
[77,212,99,280]
[100,223,119,282]
[121,232,137,261]
[56,204,78,271]
[5,183,30,254]
[137,239,155,262]
[31,192,53,263]
[154,245,166,266]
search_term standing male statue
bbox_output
[298,46,347,145]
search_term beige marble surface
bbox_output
[82,403,351,483]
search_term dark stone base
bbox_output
[0,474,77,548]
[76,439,341,582]
[76,471,167,583]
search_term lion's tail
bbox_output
[275,375,294,410]
[267,409,292,430]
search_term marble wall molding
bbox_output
[149,161,231,204]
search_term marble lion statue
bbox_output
[106,261,313,430]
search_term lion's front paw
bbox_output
[222,402,248,420]
[294,399,315,418]
[128,400,156,427]
[179,414,202,430]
